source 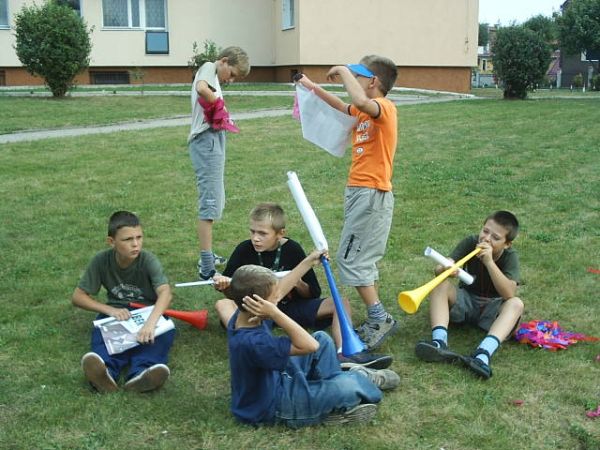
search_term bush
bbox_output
[572,73,584,88]
[14,0,92,98]
[188,40,220,77]
[492,26,552,99]
[591,74,600,91]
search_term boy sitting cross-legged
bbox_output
[72,211,175,393]
[214,202,393,370]
[225,252,400,428]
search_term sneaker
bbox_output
[124,364,170,392]
[213,253,228,266]
[349,366,400,391]
[338,351,393,370]
[323,403,378,425]
[415,340,463,364]
[463,352,493,379]
[81,352,118,393]
[355,314,399,350]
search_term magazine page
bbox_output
[93,306,175,355]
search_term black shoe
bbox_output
[338,351,393,370]
[415,340,462,364]
[463,351,493,379]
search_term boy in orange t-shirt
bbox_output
[296,55,399,350]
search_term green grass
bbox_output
[0,95,294,134]
[0,96,599,449]
[472,87,600,99]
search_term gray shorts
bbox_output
[449,288,503,332]
[336,187,394,286]
[189,129,226,220]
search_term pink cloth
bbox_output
[292,93,300,120]
[198,97,239,133]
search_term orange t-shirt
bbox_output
[347,98,397,191]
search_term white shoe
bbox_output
[349,365,400,391]
[124,364,170,392]
[324,404,378,425]
[81,352,118,393]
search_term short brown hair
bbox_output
[249,202,286,232]
[219,46,250,78]
[225,265,278,309]
[360,55,398,95]
[108,211,140,237]
[485,210,520,242]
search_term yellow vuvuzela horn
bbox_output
[398,247,481,314]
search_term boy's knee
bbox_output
[506,297,524,315]
[214,298,226,311]
[312,330,334,347]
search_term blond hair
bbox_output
[219,46,250,78]
[250,202,286,232]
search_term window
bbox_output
[90,71,130,84]
[0,0,8,28]
[582,49,600,62]
[102,0,166,29]
[146,31,168,54]
[56,0,81,15]
[282,0,294,30]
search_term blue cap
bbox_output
[347,64,374,78]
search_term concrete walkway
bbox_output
[0,91,471,144]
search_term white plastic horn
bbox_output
[424,247,475,285]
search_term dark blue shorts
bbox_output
[278,297,331,330]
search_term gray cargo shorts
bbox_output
[336,187,394,286]
[189,129,226,220]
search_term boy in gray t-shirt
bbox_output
[72,211,174,393]
[415,211,523,379]
[188,46,250,280]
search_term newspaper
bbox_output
[93,305,175,355]
[295,84,357,157]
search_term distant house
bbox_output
[558,0,599,88]
[473,25,497,87]
[0,0,479,93]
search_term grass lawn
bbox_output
[0,95,295,135]
[0,96,599,449]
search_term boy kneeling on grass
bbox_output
[72,211,175,393]
[225,251,400,427]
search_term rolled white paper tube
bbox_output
[175,270,291,288]
[286,171,328,251]
[424,246,475,285]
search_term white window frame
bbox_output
[281,0,294,30]
[0,0,9,29]
[102,0,167,30]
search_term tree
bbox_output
[14,0,92,97]
[523,15,559,48]
[478,23,489,47]
[557,0,600,73]
[492,26,552,99]
[188,40,220,77]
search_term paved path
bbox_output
[0,91,471,144]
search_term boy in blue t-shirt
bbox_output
[215,202,392,370]
[225,251,400,428]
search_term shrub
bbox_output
[572,73,584,88]
[14,0,92,98]
[188,40,220,78]
[492,26,552,99]
[591,74,600,91]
